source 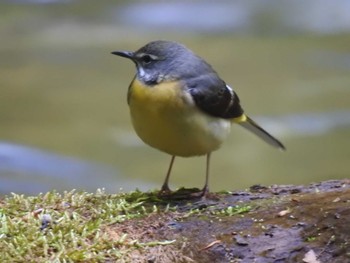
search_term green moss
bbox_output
[0,190,173,262]
[305,236,317,242]
[215,205,252,216]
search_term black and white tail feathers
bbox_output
[235,115,285,151]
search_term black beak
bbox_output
[111,50,134,60]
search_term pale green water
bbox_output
[1,1,350,194]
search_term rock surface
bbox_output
[111,180,350,262]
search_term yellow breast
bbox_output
[128,78,231,157]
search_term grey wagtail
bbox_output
[112,40,285,197]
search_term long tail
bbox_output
[233,114,286,151]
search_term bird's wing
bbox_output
[186,74,285,150]
[186,73,244,119]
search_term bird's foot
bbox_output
[158,187,210,200]
[158,184,173,197]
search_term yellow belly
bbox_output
[128,79,231,157]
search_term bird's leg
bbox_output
[160,155,175,194]
[200,153,211,197]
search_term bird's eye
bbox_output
[142,55,152,64]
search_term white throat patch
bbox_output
[137,66,146,77]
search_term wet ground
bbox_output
[109,180,350,262]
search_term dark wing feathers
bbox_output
[186,74,244,119]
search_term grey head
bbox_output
[112,40,216,85]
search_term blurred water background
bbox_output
[1,0,350,195]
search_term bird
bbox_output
[111,40,285,197]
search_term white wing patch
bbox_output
[226,84,234,97]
